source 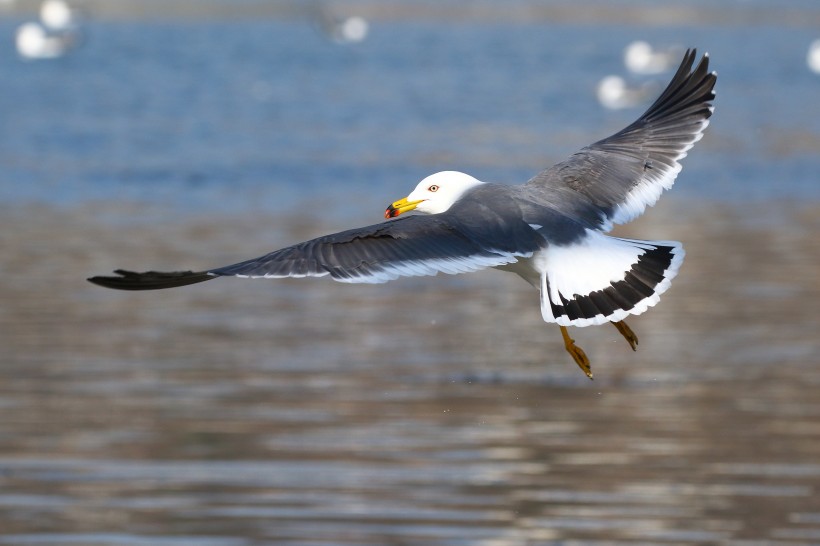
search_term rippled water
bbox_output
[3,201,820,544]
[2,2,820,545]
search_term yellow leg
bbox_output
[560,325,593,380]
[612,320,638,351]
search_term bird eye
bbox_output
[428,185,439,192]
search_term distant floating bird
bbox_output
[15,21,72,59]
[624,41,682,75]
[332,15,369,44]
[89,50,716,379]
[596,75,660,110]
[40,0,77,31]
[311,3,369,44]
[15,0,80,60]
[808,39,820,74]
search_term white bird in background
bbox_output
[311,3,369,44]
[15,0,80,60]
[596,75,660,110]
[331,15,369,44]
[624,41,682,75]
[40,0,77,31]
[15,22,68,59]
[808,39,820,74]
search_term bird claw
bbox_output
[560,326,593,379]
[613,320,639,351]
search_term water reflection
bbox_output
[0,200,819,544]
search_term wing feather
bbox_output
[525,49,716,231]
[218,213,519,284]
[89,200,545,291]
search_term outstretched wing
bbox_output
[525,48,716,231]
[88,199,544,291]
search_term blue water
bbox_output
[1,15,819,218]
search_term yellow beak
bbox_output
[385,197,423,219]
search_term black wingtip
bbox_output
[87,269,216,291]
[636,48,716,124]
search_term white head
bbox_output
[385,171,483,218]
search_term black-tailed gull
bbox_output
[89,49,716,378]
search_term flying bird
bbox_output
[89,49,716,379]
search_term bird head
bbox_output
[385,171,483,218]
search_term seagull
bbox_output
[313,7,369,44]
[596,74,661,110]
[40,0,77,31]
[808,39,820,74]
[15,21,71,60]
[89,49,716,379]
[15,0,80,60]
[329,15,369,44]
[624,41,682,75]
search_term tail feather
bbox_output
[540,233,684,327]
[87,269,216,291]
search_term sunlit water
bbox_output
[2,3,820,545]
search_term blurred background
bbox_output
[1,0,820,544]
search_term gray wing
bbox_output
[524,48,716,231]
[88,197,546,291]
